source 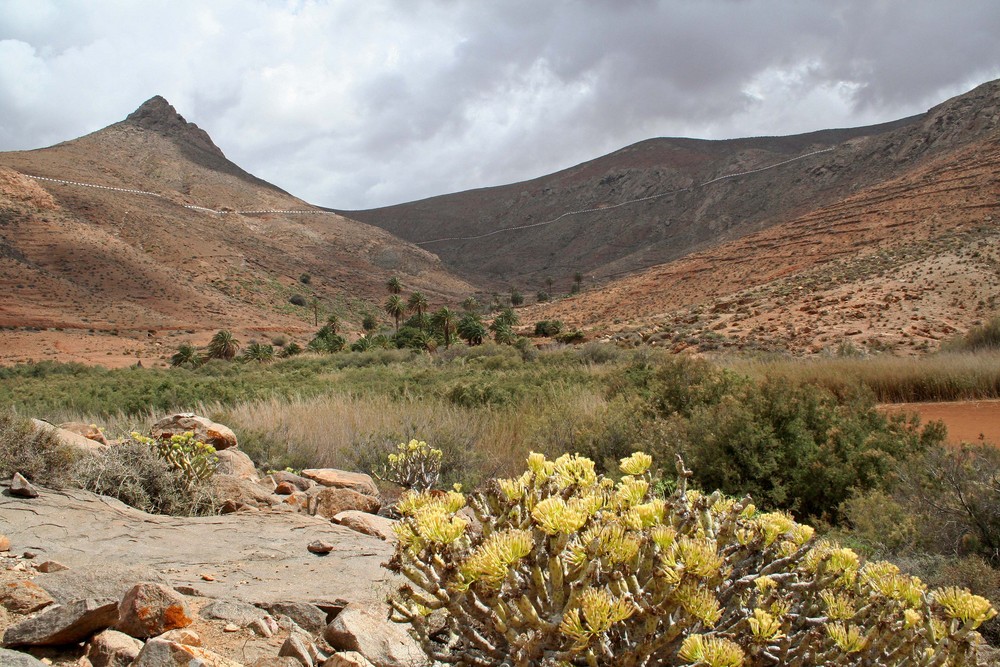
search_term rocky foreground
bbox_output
[0,415,425,666]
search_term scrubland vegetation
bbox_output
[3,340,1000,655]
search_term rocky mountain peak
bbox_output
[123,95,226,160]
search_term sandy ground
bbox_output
[881,400,1000,446]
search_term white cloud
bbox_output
[0,0,999,208]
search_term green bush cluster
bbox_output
[389,451,995,666]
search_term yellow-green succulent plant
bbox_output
[387,451,996,666]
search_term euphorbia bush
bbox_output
[388,452,995,666]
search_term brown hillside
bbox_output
[0,97,472,367]
[344,80,1000,295]
[521,134,1000,356]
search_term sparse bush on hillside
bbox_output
[0,411,80,487]
[534,320,563,337]
[289,293,308,307]
[72,437,218,516]
[943,316,1000,352]
[298,272,311,285]
[389,452,995,666]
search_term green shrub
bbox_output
[556,330,585,344]
[0,412,80,487]
[534,320,563,337]
[72,438,218,516]
[389,452,995,666]
[944,317,1000,352]
[289,294,308,307]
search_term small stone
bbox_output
[0,534,10,551]
[200,574,215,581]
[35,560,69,573]
[85,629,144,667]
[307,540,334,555]
[274,481,296,495]
[155,628,201,646]
[21,551,38,559]
[223,623,239,633]
[249,616,279,638]
[10,473,39,498]
[322,652,376,667]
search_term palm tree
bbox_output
[462,296,480,313]
[326,315,340,334]
[361,313,378,333]
[457,313,486,346]
[510,287,524,307]
[432,307,456,349]
[206,330,240,361]
[240,342,275,363]
[493,324,516,345]
[385,295,405,332]
[170,343,202,368]
[387,276,403,294]
[407,292,428,324]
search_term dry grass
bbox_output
[200,387,609,488]
[727,351,1000,402]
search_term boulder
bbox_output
[323,652,377,667]
[279,633,314,667]
[116,582,193,639]
[86,629,144,667]
[0,580,55,614]
[132,637,244,666]
[9,473,39,498]
[30,418,106,455]
[0,533,9,551]
[332,511,399,542]
[199,599,269,627]
[58,422,109,446]
[313,487,380,520]
[270,471,314,492]
[214,448,259,480]
[2,598,119,647]
[0,647,48,666]
[274,481,297,495]
[323,604,425,667]
[150,413,238,450]
[263,601,328,635]
[301,470,379,497]
[210,474,276,509]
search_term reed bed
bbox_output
[726,351,1000,403]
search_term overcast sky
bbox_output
[2,1,999,209]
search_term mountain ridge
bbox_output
[342,79,1000,292]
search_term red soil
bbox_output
[881,400,1000,446]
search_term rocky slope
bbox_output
[0,97,473,366]
[345,79,1000,297]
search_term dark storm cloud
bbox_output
[1,0,998,208]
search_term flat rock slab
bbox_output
[0,487,397,609]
